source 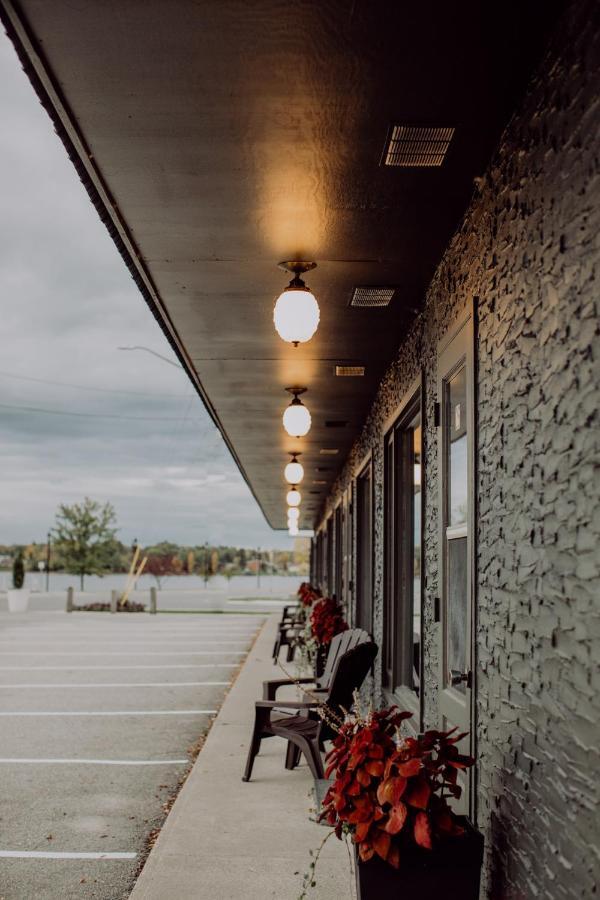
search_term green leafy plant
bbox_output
[12,551,25,590]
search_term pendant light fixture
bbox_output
[289,523,299,537]
[286,487,301,508]
[287,507,300,522]
[284,452,304,485]
[282,387,311,438]
[273,261,319,347]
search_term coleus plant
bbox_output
[309,596,348,646]
[320,705,474,868]
[297,582,321,608]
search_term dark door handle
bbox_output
[449,669,472,689]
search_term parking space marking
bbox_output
[0,651,245,656]
[0,664,239,670]
[0,758,190,765]
[0,682,230,688]
[0,709,217,716]
[0,851,136,860]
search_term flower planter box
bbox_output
[354,820,484,900]
[7,588,29,613]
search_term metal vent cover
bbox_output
[383,125,455,167]
[335,365,365,377]
[350,286,395,308]
[319,448,339,456]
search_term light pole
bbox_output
[257,547,261,590]
[46,531,51,592]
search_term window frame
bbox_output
[382,375,425,726]
[334,502,343,600]
[355,451,374,633]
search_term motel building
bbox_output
[1,1,598,898]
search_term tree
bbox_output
[52,498,118,590]
[146,554,176,589]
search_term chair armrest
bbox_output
[262,676,315,701]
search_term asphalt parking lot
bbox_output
[0,610,264,900]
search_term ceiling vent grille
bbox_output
[319,448,339,456]
[335,365,365,377]
[325,420,347,428]
[383,125,455,167]
[350,286,395,308]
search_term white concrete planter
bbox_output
[7,588,30,613]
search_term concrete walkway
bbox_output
[130,615,355,900]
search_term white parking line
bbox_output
[0,641,250,646]
[0,664,238,670]
[0,682,230,688]
[0,651,245,656]
[0,851,136,860]
[0,710,217,716]
[0,758,189,765]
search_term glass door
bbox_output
[437,312,475,815]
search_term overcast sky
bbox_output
[0,31,301,550]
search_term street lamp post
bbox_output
[46,531,51,592]
[257,547,261,590]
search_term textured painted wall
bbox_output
[315,3,600,897]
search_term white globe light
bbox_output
[289,524,299,536]
[287,507,300,522]
[273,285,320,346]
[284,460,304,485]
[283,400,311,438]
[286,488,301,508]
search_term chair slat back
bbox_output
[321,641,378,740]
[320,628,370,688]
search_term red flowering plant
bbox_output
[320,704,474,868]
[309,596,348,646]
[297,582,320,608]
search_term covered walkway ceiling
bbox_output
[1,0,557,529]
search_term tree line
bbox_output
[0,497,309,589]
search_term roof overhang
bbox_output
[0,0,560,529]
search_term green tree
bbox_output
[12,551,25,589]
[52,498,118,590]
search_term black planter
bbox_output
[355,820,484,900]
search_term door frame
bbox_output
[436,302,477,819]
[381,374,425,730]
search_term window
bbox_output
[334,504,343,600]
[356,458,373,631]
[326,516,334,595]
[383,386,423,713]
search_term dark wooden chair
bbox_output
[264,627,371,700]
[272,604,304,661]
[242,640,377,782]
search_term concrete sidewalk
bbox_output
[130,614,354,899]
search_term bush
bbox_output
[12,552,25,590]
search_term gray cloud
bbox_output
[0,32,301,549]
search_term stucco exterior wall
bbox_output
[314,3,600,896]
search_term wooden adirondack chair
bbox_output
[271,604,305,661]
[264,627,371,701]
[242,640,377,782]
